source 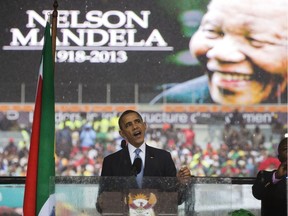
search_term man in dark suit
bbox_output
[97,110,191,213]
[252,137,287,216]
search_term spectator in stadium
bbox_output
[74,150,95,175]
[150,0,288,105]
[220,160,240,177]
[230,109,244,126]
[252,137,287,216]
[182,125,195,148]
[56,122,73,159]
[252,126,265,150]
[226,129,240,150]
[79,123,97,151]
[0,113,13,131]
[238,125,252,148]
[4,138,18,156]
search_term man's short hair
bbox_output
[118,110,143,130]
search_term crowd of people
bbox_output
[0,114,285,178]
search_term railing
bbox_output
[0,176,256,185]
[1,82,287,104]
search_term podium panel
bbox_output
[97,176,180,215]
[100,192,123,214]
[100,190,178,215]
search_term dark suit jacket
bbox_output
[101,144,176,177]
[252,170,287,216]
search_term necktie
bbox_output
[134,148,143,188]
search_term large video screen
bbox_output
[1,0,287,105]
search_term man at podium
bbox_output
[96,110,191,214]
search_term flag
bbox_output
[23,22,55,216]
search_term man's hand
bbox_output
[177,166,191,185]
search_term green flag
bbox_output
[23,22,55,216]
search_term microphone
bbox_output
[121,140,127,149]
[130,158,142,176]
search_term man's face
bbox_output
[190,0,288,105]
[119,112,146,148]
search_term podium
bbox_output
[51,176,260,215]
[52,176,187,215]
[97,176,180,215]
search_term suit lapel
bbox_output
[120,147,133,176]
[144,145,156,176]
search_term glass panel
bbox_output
[0,184,24,215]
[50,176,263,216]
[0,178,261,215]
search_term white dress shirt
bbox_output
[128,142,146,168]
